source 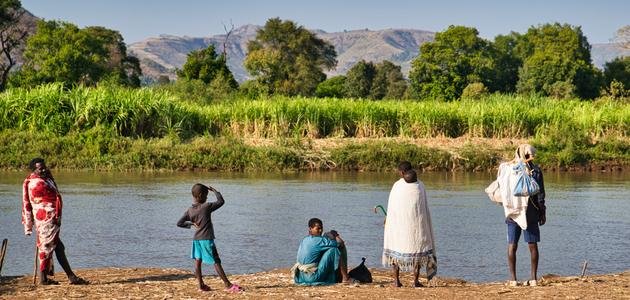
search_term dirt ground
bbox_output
[243,136,528,152]
[1,268,628,299]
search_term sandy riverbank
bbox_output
[1,267,628,299]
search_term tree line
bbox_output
[1,1,629,101]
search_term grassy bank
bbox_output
[0,129,626,171]
[0,84,627,171]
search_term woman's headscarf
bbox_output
[515,144,536,161]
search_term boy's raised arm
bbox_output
[208,189,225,211]
[177,212,193,228]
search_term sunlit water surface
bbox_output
[1,170,628,282]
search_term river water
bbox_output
[0,170,628,283]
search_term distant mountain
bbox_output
[128,25,435,83]
[128,24,259,83]
[7,16,630,84]
[591,43,630,68]
[130,25,630,84]
[0,9,39,68]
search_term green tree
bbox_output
[344,60,376,98]
[15,20,141,88]
[516,23,602,99]
[85,26,141,87]
[176,44,237,90]
[244,18,337,96]
[461,82,489,99]
[409,25,497,100]
[315,75,346,98]
[0,0,27,91]
[603,56,630,88]
[492,32,523,93]
[602,56,630,99]
[238,79,269,99]
[370,60,407,99]
[606,80,628,99]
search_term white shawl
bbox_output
[497,162,529,229]
[382,178,436,272]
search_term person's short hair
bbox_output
[403,169,418,183]
[191,183,209,199]
[398,161,412,172]
[29,157,45,171]
[308,218,323,228]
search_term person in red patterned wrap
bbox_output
[22,158,88,285]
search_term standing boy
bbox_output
[177,183,243,293]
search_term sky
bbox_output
[20,0,629,45]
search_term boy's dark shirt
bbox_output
[177,191,224,240]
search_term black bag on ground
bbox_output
[348,257,373,283]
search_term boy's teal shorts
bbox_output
[191,240,221,264]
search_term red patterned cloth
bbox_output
[22,173,63,273]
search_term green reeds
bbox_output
[0,84,628,140]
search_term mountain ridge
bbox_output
[129,24,629,84]
[5,13,629,85]
[128,25,436,83]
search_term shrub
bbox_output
[315,75,346,98]
[607,80,628,100]
[545,81,575,100]
[238,80,269,99]
[157,79,214,104]
[461,82,489,99]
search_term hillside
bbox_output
[128,25,435,83]
[591,43,630,67]
[0,8,39,69]
[129,25,630,84]
[5,13,630,84]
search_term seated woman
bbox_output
[291,218,351,285]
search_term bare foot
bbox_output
[414,281,424,288]
[225,284,244,293]
[199,284,211,292]
[69,276,89,285]
[40,278,59,285]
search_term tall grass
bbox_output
[0,84,628,140]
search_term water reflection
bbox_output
[0,170,628,283]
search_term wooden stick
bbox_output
[580,260,588,278]
[33,241,38,285]
[0,239,7,275]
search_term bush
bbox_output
[545,81,575,100]
[315,75,346,98]
[606,80,628,100]
[208,71,238,101]
[238,80,269,99]
[157,79,214,104]
[461,82,489,99]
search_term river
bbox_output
[0,170,628,283]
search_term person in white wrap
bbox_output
[382,161,437,288]
[498,144,546,287]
